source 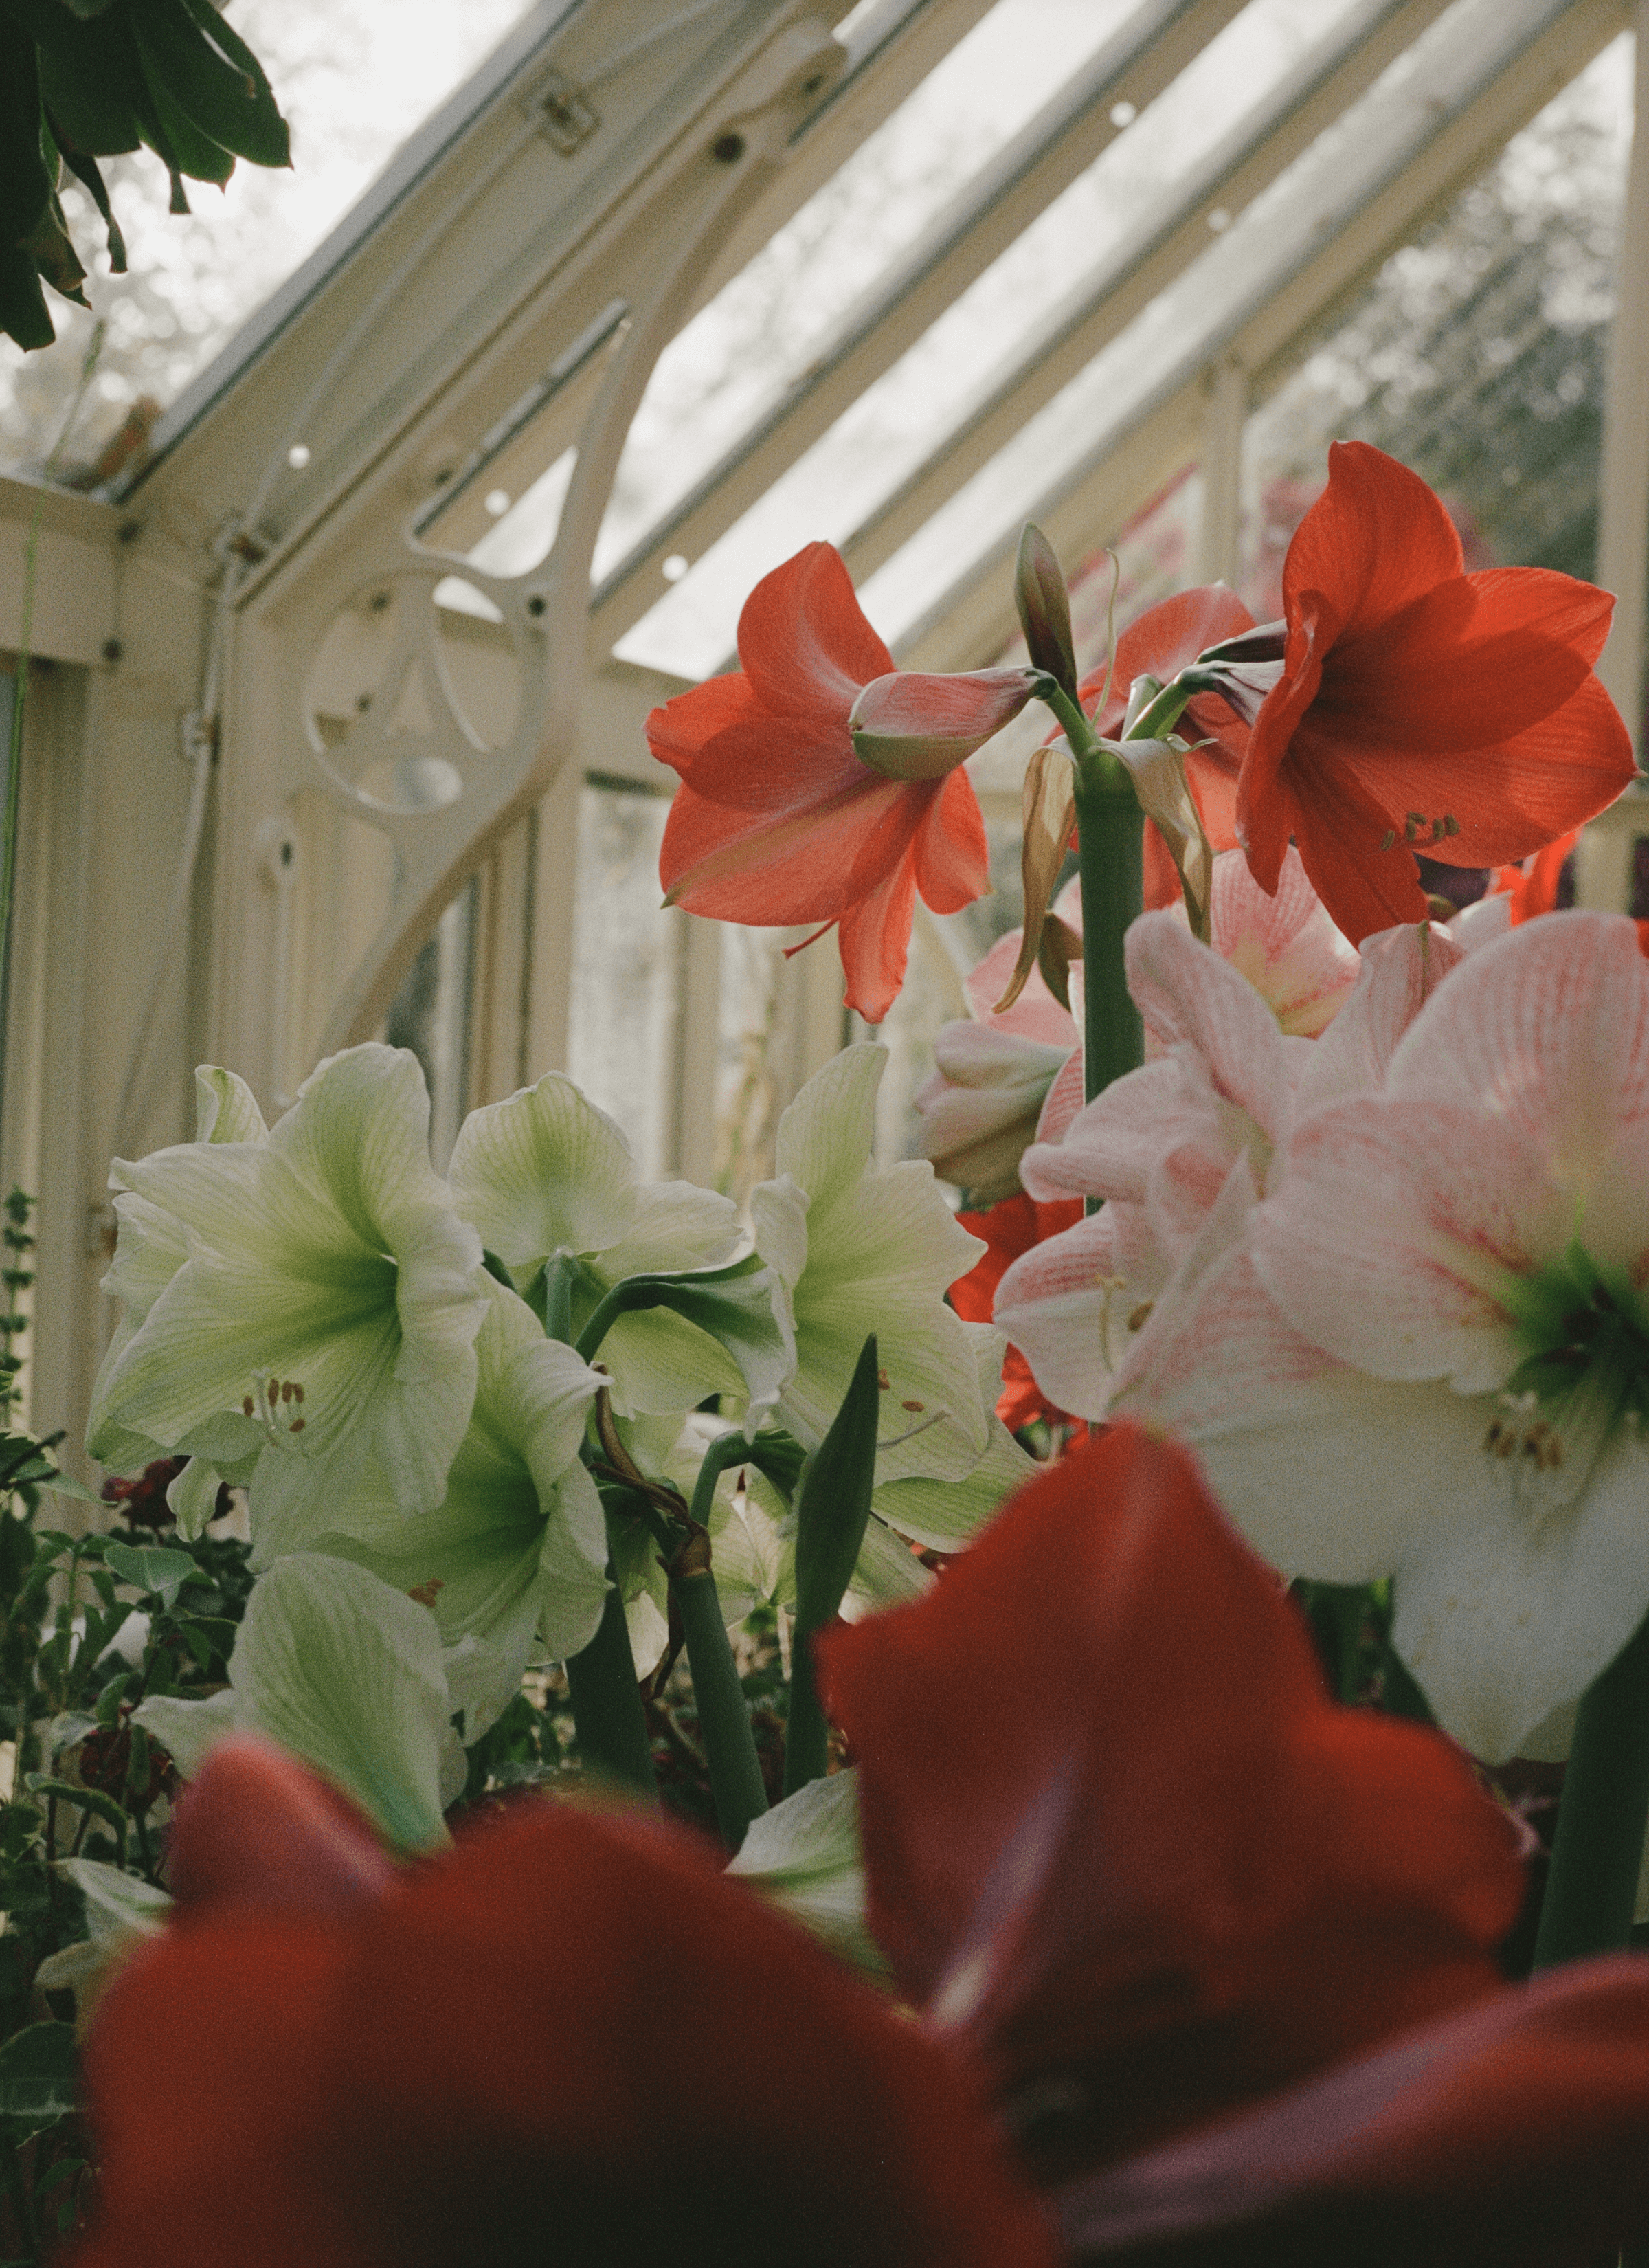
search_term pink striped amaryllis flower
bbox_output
[647,542,1037,1024]
[915,880,1079,1203]
[1114,911,1649,1766]
[994,851,1381,1419]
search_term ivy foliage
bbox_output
[0,0,289,352]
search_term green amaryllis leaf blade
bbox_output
[24,1777,129,1865]
[0,22,52,245]
[130,21,234,186]
[0,2023,78,2144]
[54,140,126,269]
[785,1336,879,1796]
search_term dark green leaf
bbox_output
[23,1777,128,1864]
[104,1540,200,1608]
[52,137,125,269]
[0,2022,78,2142]
[0,249,52,350]
[0,19,52,244]
[128,14,234,185]
[792,1336,879,1641]
[16,1,145,155]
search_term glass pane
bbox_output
[1238,34,1632,613]
[568,782,682,1181]
[612,0,1383,678]
[593,0,1148,585]
[0,0,532,476]
[385,881,478,1172]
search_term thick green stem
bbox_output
[1072,770,1145,1109]
[574,1279,653,1365]
[783,1630,829,1799]
[564,1564,656,1799]
[675,1568,767,1852]
[1532,1606,1649,1970]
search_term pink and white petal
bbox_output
[1211,845,1361,1037]
[1124,914,1290,1144]
[1117,1243,1490,1586]
[1021,1056,1191,1205]
[1393,1424,1649,1763]
[1034,1047,1088,1146]
[1291,922,1466,1120]
[1385,911,1649,1192]
[1252,1097,1564,1390]
[994,1208,1149,1419]
[965,931,1078,1046]
[1576,1117,1649,1282]
[1446,890,1512,954]
[929,1021,1070,1093]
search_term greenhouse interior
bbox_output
[5,0,1649,2258]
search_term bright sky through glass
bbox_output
[611,0,1387,680]
[0,0,531,474]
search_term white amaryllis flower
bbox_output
[251,1274,609,1678]
[1120,912,1649,1766]
[751,1045,991,1482]
[915,885,1079,1203]
[448,1071,791,1425]
[88,1047,489,1520]
[135,1554,462,1850]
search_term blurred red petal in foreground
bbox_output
[820,1425,1649,2262]
[78,1746,1057,2268]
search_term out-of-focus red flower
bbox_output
[819,1425,1649,2264]
[78,1739,1057,2268]
[1494,824,1580,924]
[649,544,1031,1024]
[1232,441,1634,946]
[1071,586,1256,910]
[953,1193,1082,1431]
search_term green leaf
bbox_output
[792,1336,879,1642]
[104,1540,201,1608]
[785,1336,878,1797]
[0,20,52,244]
[0,2023,78,2143]
[19,1,145,156]
[0,248,51,351]
[24,1775,129,1864]
[177,0,288,162]
[54,138,126,270]
[130,0,284,170]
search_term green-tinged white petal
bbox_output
[873,1320,1037,1546]
[132,1689,236,1778]
[194,1066,269,1144]
[252,1279,605,1687]
[165,1457,224,1544]
[754,1047,989,1470]
[227,1554,451,1849]
[450,1074,640,1270]
[597,1179,741,1280]
[598,1307,748,1419]
[37,1860,172,2025]
[440,1633,524,1745]
[726,1768,885,1975]
[596,1260,796,1437]
[96,1045,488,1516]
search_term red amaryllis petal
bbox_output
[1054,1958,1649,2268]
[954,1193,1083,1428]
[644,542,994,1017]
[660,770,905,924]
[838,852,921,1024]
[645,669,770,781]
[81,1801,1059,2268]
[168,1735,394,1919]
[1240,443,1635,942]
[819,1426,1523,2172]
[1282,438,1463,631]
[737,539,895,721]
[1081,587,1258,735]
[914,768,992,913]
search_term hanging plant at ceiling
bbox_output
[0,0,289,353]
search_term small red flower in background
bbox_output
[1078,585,1256,909]
[952,1192,1082,1432]
[819,1426,1649,2264]
[1234,441,1634,945]
[78,1741,1056,2268]
[648,543,1031,1024]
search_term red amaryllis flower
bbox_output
[819,1426,1649,2265]
[1230,441,1635,944]
[78,1738,1058,2268]
[952,1192,1083,1432]
[649,544,1033,1023]
[1079,585,1256,910]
